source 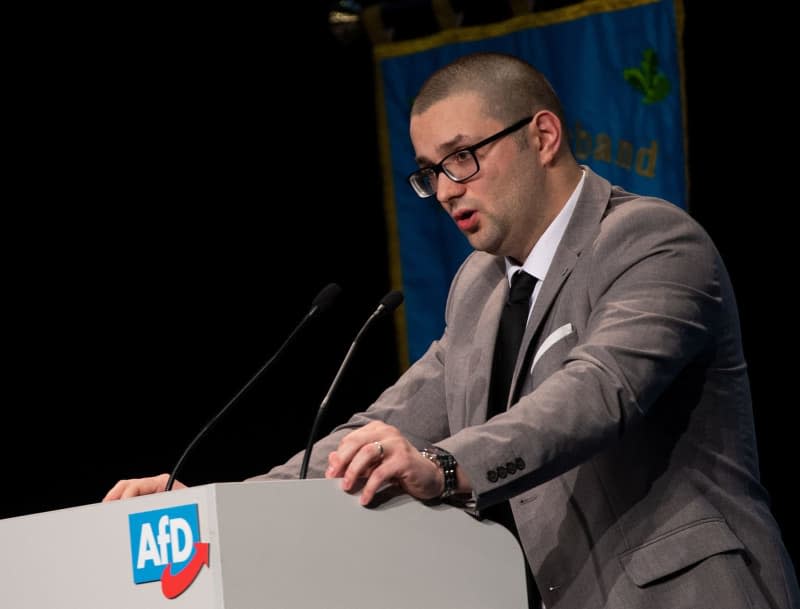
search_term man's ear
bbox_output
[531,110,563,165]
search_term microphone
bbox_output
[299,289,403,479]
[165,282,342,491]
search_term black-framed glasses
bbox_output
[407,116,533,198]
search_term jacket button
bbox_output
[506,461,517,475]
[497,465,507,478]
[515,457,526,470]
[487,470,498,483]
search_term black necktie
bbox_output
[487,270,537,419]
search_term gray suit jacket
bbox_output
[257,168,799,608]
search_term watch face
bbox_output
[420,448,456,498]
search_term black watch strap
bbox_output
[420,446,457,498]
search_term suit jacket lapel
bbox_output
[509,168,612,400]
[465,257,507,425]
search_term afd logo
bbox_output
[129,503,210,599]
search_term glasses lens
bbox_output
[442,150,478,181]
[410,169,436,198]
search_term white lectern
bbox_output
[0,479,528,608]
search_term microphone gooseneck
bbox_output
[165,283,342,491]
[299,290,403,480]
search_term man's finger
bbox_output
[342,441,386,491]
[358,463,394,506]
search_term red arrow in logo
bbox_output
[160,542,210,599]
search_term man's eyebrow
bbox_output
[414,133,472,166]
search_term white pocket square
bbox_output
[531,323,575,372]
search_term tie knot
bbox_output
[509,271,536,304]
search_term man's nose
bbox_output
[436,173,467,205]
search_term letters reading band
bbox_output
[407,116,534,198]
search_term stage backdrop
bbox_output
[373,0,686,367]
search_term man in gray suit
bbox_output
[106,53,798,608]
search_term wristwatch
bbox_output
[420,446,457,498]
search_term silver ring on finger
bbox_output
[373,441,384,460]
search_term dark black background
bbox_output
[4,1,795,572]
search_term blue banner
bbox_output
[375,0,685,365]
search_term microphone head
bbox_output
[311,283,342,315]
[378,290,404,314]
